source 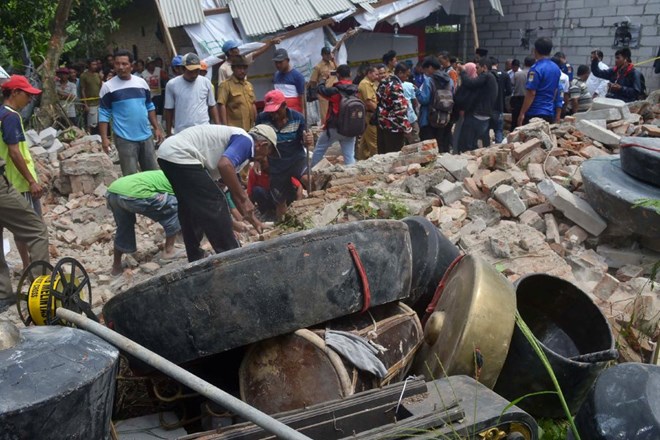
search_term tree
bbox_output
[38,0,75,127]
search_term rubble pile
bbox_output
[2,94,659,362]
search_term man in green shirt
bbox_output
[106,170,182,275]
[80,58,102,134]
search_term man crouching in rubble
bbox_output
[105,170,182,276]
[157,124,276,262]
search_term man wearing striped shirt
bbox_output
[99,49,164,176]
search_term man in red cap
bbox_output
[255,89,312,221]
[0,75,50,312]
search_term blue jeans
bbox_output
[311,128,356,168]
[106,192,180,253]
[491,111,504,144]
[458,114,490,152]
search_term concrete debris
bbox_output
[538,179,607,236]
[2,100,658,350]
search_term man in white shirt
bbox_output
[164,53,220,137]
[157,124,276,261]
[586,50,609,98]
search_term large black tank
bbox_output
[0,323,119,439]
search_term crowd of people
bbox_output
[0,35,648,310]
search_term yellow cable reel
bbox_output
[16,257,98,326]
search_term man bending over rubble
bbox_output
[105,170,182,276]
[157,124,275,262]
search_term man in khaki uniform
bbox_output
[308,29,359,122]
[357,65,380,160]
[309,47,337,123]
[217,56,257,131]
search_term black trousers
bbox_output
[420,123,453,153]
[510,96,524,130]
[158,159,239,262]
[377,127,405,154]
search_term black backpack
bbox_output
[428,80,454,128]
[336,91,366,137]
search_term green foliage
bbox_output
[0,0,129,71]
[538,419,570,440]
[633,198,660,214]
[345,188,410,220]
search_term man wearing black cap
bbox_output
[164,52,219,137]
[217,55,257,131]
[273,48,306,113]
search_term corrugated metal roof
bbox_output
[159,0,205,27]
[309,0,354,16]
[227,0,358,37]
[349,0,378,4]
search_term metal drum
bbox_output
[239,302,423,414]
[494,274,617,418]
[411,255,517,389]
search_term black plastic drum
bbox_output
[619,137,660,187]
[494,274,616,418]
[0,325,119,439]
[570,363,660,440]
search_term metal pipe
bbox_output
[56,308,312,440]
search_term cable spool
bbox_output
[16,257,98,326]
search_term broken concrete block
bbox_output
[545,155,561,176]
[459,217,487,237]
[544,213,561,244]
[519,209,545,232]
[615,265,644,282]
[482,170,513,192]
[596,244,660,269]
[39,127,58,148]
[593,273,620,301]
[61,153,114,175]
[489,236,511,258]
[25,129,42,147]
[574,108,623,122]
[431,180,465,205]
[438,155,470,181]
[494,184,526,217]
[29,146,48,156]
[467,199,501,226]
[575,120,621,146]
[526,163,545,182]
[537,179,607,236]
[592,96,629,118]
[48,138,65,153]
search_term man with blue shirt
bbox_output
[157,124,276,261]
[518,38,562,126]
[100,49,164,176]
[272,49,305,113]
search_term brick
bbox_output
[538,179,607,236]
[593,273,620,301]
[564,225,588,244]
[512,138,542,160]
[519,209,545,232]
[463,177,485,199]
[482,170,513,192]
[580,145,608,159]
[487,198,511,218]
[615,265,644,282]
[575,120,621,146]
[494,185,526,217]
[526,163,545,182]
[544,213,561,244]
[545,155,561,176]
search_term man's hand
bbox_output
[517,113,525,127]
[609,83,621,92]
[590,52,599,62]
[102,138,111,154]
[29,181,43,199]
[303,130,314,148]
[456,63,464,72]
[154,127,165,144]
[272,37,282,45]
[242,199,263,234]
